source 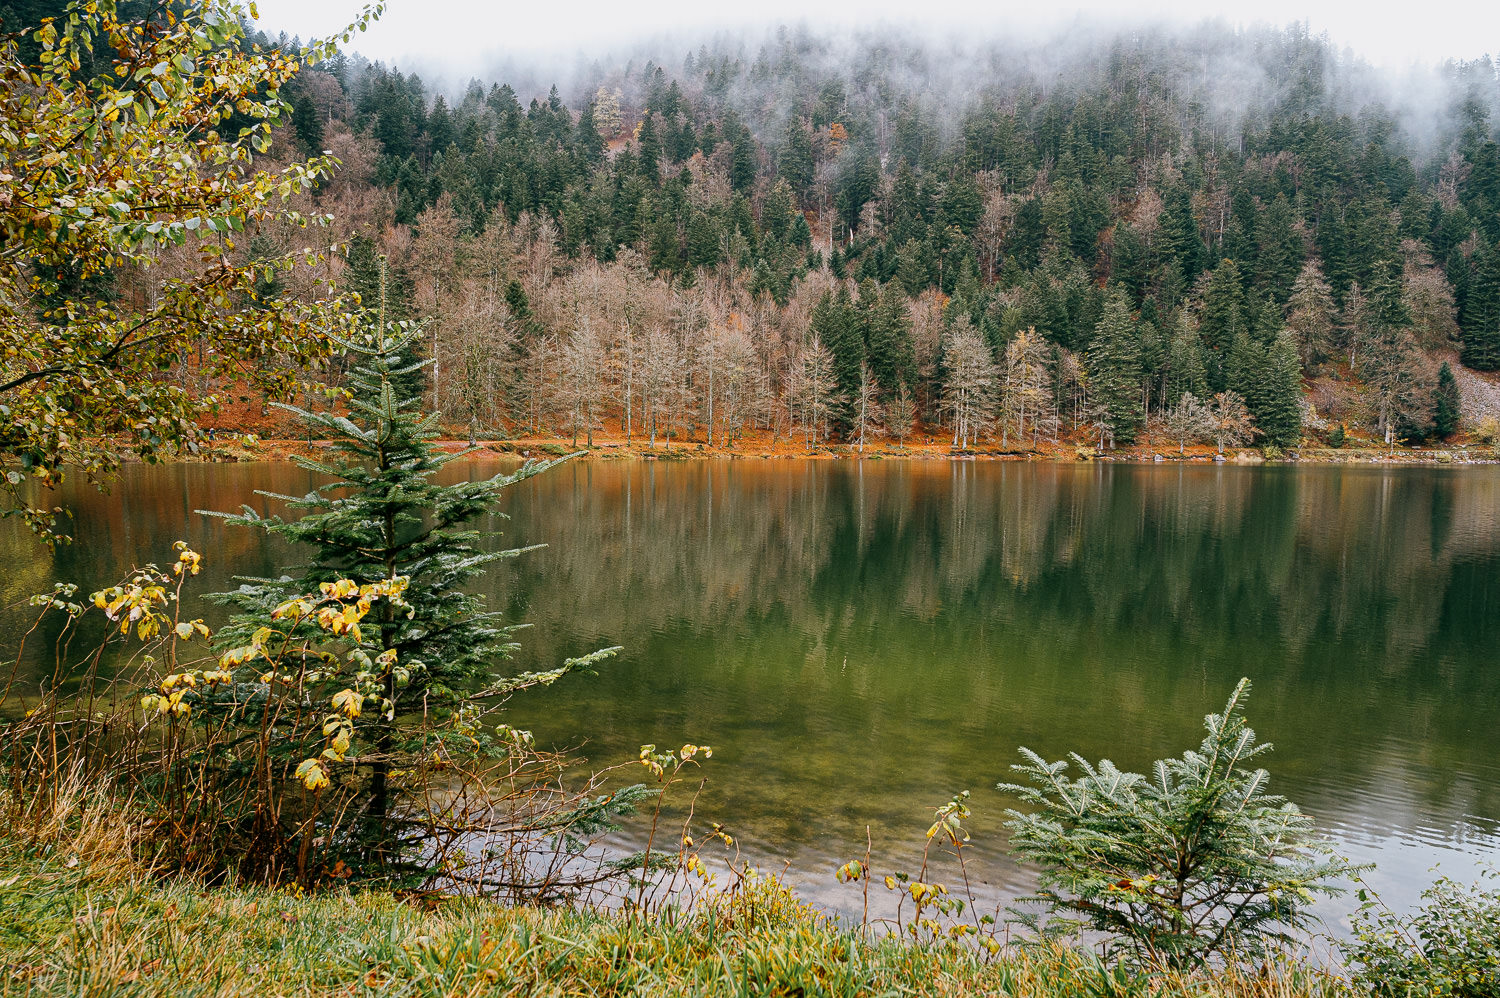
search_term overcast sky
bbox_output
[253,0,1498,78]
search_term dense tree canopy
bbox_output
[8,5,1500,469]
[0,0,379,538]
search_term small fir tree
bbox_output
[1000,680,1360,968]
[207,309,621,875]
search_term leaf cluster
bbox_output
[1346,870,1500,998]
[0,0,381,539]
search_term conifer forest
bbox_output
[54,15,1500,452]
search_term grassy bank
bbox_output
[0,793,1352,998]
[0,854,1353,998]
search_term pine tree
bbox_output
[1286,259,1338,368]
[1254,332,1304,449]
[1087,291,1143,445]
[637,112,661,182]
[1198,259,1247,392]
[1435,361,1461,438]
[1167,312,1208,406]
[207,317,610,873]
[1461,244,1500,370]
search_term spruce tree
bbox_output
[1286,259,1338,368]
[760,179,796,241]
[1255,194,1303,303]
[778,119,815,197]
[293,91,324,153]
[1199,259,1247,392]
[1088,291,1143,445]
[1167,312,1208,406]
[1159,184,1206,284]
[207,316,610,874]
[342,243,427,407]
[812,288,864,434]
[1435,361,1461,438]
[685,211,721,270]
[573,100,606,165]
[1461,244,1500,370]
[1000,680,1358,968]
[1255,332,1304,449]
[895,239,932,293]
[637,112,661,182]
[865,278,916,397]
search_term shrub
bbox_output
[998,679,1359,968]
[1346,871,1500,997]
[1328,424,1346,448]
[1475,416,1500,446]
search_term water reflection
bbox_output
[3,460,1497,927]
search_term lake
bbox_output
[5,458,1498,934]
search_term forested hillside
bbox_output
[13,1,1500,450]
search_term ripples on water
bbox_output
[4,459,1498,932]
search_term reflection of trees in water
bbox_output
[493,461,1500,843]
[511,462,1498,674]
[0,465,321,685]
[3,461,1497,897]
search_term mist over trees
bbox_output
[17,0,1500,448]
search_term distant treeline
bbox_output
[9,2,1500,446]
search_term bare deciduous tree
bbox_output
[516,333,559,436]
[1209,391,1254,454]
[1164,391,1213,454]
[941,318,997,449]
[639,326,687,448]
[853,361,884,452]
[1286,260,1337,369]
[559,321,607,447]
[1364,327,1434,443]
[1000,328,1052,448]
[438,275,513,444]
[1401,239,1460,352]
[791,334,841,446]
[887,382,916,445]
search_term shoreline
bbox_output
[200,434,1500,467]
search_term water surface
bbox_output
[6,459,1497,932]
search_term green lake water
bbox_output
[5,459,1498,932]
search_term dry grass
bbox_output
[0,779,1360,998]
